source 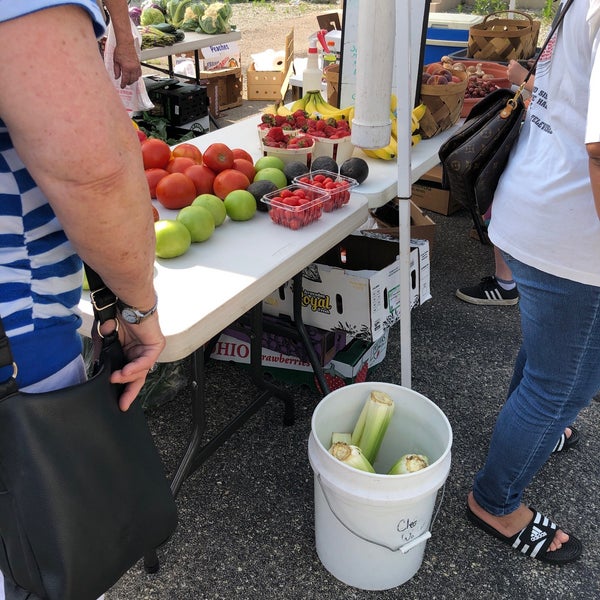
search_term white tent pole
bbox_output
[395,0,412,388]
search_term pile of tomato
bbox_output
[294,170,358,212]
[262,185,329,230]
[140,137,257,211]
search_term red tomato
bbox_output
[166,156,197,174]
[171,142,203,164]
[232,148,254,164]
[232,158,256,183]
[151,205,160,222]
[141,138,171,170]
[145,168,169,199]
[184,164,216,195]
[202,143,234,173]
[155,172,197,209]
[212,169,250,199]
[136,130,147,143]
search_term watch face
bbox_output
[121,308,139,324]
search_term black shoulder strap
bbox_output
[523,0,575,85]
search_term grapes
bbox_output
[464,76,499,99]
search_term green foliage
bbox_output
[542,0,557,21]
[471,0,509,14]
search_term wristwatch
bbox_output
[117,297,158,324]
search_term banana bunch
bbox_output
[360,100,427,161]
[261,102,294,117]
[290,90,353,122]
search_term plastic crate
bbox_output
[146,81,209,126]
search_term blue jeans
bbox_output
[473,254,600,516]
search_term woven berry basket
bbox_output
[418,71,468,139]
[467,11,540,62]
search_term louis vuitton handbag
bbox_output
[438,0,573,243]
[0,267,177,600]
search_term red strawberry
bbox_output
[314,370,346,395]
[354,362,369,383]
[266,126,285,142]
[323,125,338,138]
[293,109,308,119]
[315,119,327,131]
[261,113,276,125]
[274,115,287,126]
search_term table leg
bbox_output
[292,273,330,396]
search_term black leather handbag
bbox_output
[0,267,177,600]
[438,0,573,243]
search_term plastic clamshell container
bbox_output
[261,184,330,229]
[294,170,358,212]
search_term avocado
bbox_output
[247,180,278,212]
[340,157,369,184]
[310,155,339,174]
[283,161,309,184]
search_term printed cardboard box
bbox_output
[210,329,389,391]
[262,234,431,342]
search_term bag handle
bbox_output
[0,264,117,382]
[521,0,574,86]
[482,10,534,27]
[503,0,574,115]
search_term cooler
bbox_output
[424,13,483,64]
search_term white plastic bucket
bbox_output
[308,382,452,591]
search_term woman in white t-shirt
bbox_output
[466,0,600,564]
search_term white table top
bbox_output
[192,112,461,209]
[79,193,368,363]
[140,31,242,61]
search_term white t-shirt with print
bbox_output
[488,0,600,286]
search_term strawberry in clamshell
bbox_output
[262,126,315,150]
[314,361,369,395]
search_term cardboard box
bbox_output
[246,30,294,101]
[262,234,431,342]
[368,199,437,255]
[216,314,346,367]
[199,67,243,117]
[209,328,389,392]
[324,63,339,107]
[411,165,462,216]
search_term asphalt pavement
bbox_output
[106,105,600,600]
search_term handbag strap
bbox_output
[501,0,574,116]
[521,0,574,86]
[0,264,117,381]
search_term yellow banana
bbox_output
[412,103,427,122]
[290,96,308,113]
[391,114,398,137]
[276,103,292,117]
[412,133,422,147]
[262,103,278,115]
[360,148,381,159]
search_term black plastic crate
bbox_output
[146,79,209,126]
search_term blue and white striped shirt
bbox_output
[0,1,105,386]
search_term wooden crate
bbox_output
[199,67,243,117]
[247,29,294,101]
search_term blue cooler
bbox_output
[424,13,483,64]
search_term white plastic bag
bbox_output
[103,19,154,113]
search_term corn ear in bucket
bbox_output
[329,442,375,473]
[387,454,430,475]
[351,390,394,464]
